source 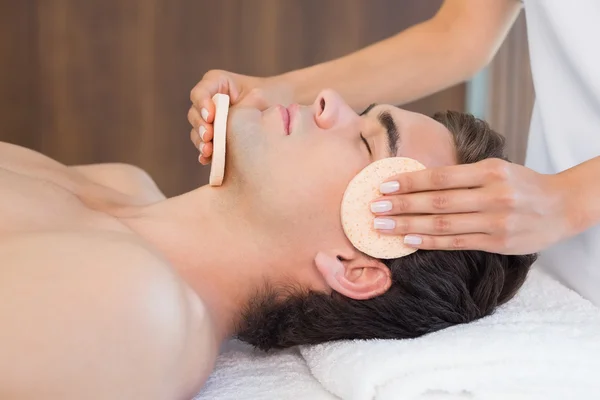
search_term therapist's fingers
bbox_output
[191,128,214,158]
[199,154,212,166]
[379,159,506,195]
[371,188,485,215]
[401,233,499,253]
[188,108,214,142]
[199,127,214,143]
[190,83,217,124]
[190,128,202,150]
[198,140,213,162]
[189,105,214,146]
[187,106,203,129]
[373,213,491,236]
[190,70,242,125]
[189,125,213,147]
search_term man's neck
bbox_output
[118,186,274,342]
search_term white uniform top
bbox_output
[523,0,600,305]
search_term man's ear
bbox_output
[314,250,391,300]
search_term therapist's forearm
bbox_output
[558,156,600,237]
[274,0,521,111]
[280,23,468,111]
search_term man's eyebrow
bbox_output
[360,103,400,156]
[378,111,400,157]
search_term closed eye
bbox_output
[360,133,372,155]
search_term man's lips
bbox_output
[278,105,290,135]
[278,104,299,135]
[287,104,299,133]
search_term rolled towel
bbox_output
[299,268,600,400]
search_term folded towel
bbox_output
[299,267,600,400]
[194,339,338,400]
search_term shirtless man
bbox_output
[0,89,535,399]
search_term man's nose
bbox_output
[313,89,357,130]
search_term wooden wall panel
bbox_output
[0,0,40,150]
[1,0,465,196]
[485,12,535,165]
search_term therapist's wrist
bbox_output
[552,170,589,240]
[272,66,325,105]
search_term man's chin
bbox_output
[219,143,260,189]
[207,149,246,191]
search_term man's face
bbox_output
[224,89,457,273]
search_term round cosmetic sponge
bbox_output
[341,157,426,259]
[209,93,231,186]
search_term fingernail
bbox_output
[201,108,209,121]
[404,235,422,245]
[199,126,207,141]
[373,218,395,230]
[370,200,392,213]
[199,142,205,154]
[380,181,400,194]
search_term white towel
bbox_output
[194,339,338,400]
[299,267,600,400]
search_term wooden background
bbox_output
[485,12,534,166]
[1,0,471,197]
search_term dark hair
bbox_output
[236,111,537,351]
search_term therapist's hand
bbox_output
[188,69,293,165]
[370,158,571,255]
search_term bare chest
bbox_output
[0,166,129,236]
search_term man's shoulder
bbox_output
[0,231,216,399]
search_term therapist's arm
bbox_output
[279,0,522,111]
[560,156,600,236]
[189,0,522,164]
